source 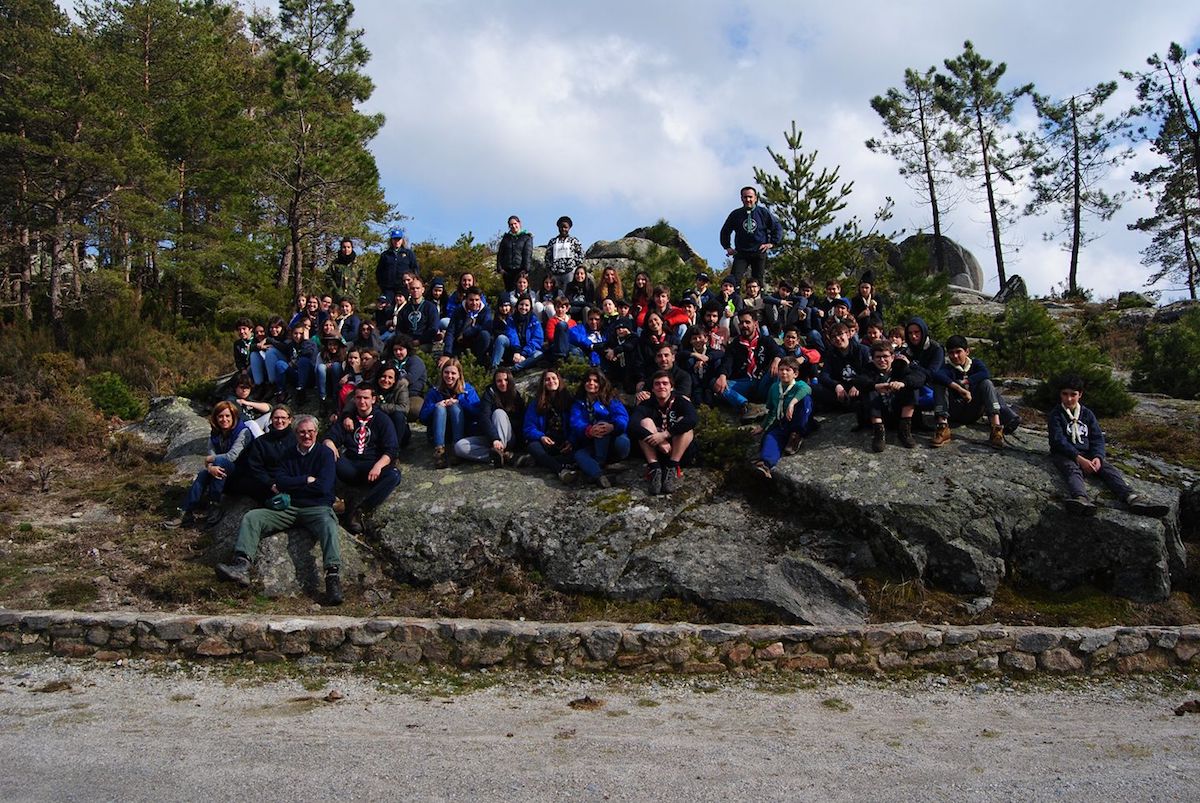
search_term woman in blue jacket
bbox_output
[419,358,481,469]
[569,368,630,488]
[522,369,578,483]
[166,401,252,528]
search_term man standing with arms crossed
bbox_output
[719,186,782,287]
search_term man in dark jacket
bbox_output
[715,310,781,420]
[851,341,923,451]
[496,215,533,293]
[324,385,401,535]
[394,275,439,349]
[443,287,494,367]
[1047,376,1168,517]
[376,228,420,304]
[719,186,783,286]
[216,414,345,605]
[813,321,872,414]
[629,370,699,496]
[635,343,693,403]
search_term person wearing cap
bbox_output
[850,271,886,329]
[497,215,534,293]
[545,215,583,288]
[719,186,783,286]
[689,272,715,308]
[376,228,420,305]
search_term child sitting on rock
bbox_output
[936,335,1021,449]
[851,340,922,452]
[1047,375,1169,517]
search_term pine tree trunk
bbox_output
[917,90,947,274]
[976,107,1006,286]
[1068,97,1082,296]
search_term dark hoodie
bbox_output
[903,317,942,387]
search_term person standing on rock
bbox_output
[497,215,534,294]
[544,215,583,289]
[216,414,344,606]
[376,229,420,306]
[719,186,782,286]
[1048,375,1169,517]
[323,385,402,535]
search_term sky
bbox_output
[341,1,1200,299]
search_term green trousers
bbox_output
[234,505,341,569]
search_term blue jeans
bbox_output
[314,360,338,400]
[184,456,234,511]
[574,433,630,479]
[512,350,543,373]
[282,356,317,393]
[721,374,774,408]
[335,457,402,512]
[759,396,813,467]
[490,333,511,370]
[253,347,284,384]
[426,403,465,448]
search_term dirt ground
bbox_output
[1,654,1199,801]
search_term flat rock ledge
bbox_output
[3,609,1198,676]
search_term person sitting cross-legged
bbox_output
[852,340,922,452]
[751,356,814,478]
[216,414,345,605]
[629,370,698,495]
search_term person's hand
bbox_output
[1076,454,1096,475]
[342,417,354,432]
[1090,457,1103,473]
[204,455,215,466]
[759,243,772,252]
[492,440,505,453]
[541,435,555,447]
[848,386,860,399]
[208,464,226,480]
[750,425,764,436]
[835,384,847,402]
[725,247,735,257]
[592,422,613,438]
[636,391,650,403]
[890,381,904,392]
[367,466,381,482]
[513,353,525,365]
[306,476,316,484]
[714,375,728,394]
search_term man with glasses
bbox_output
[216,414,345,605]
[719,186,782,286]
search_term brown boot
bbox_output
[433,445,447,469]
[931,421,952,448]
[871,423,886,453]
[783,431,804,455]
[989,424,1006,449]
[898,417,917,449]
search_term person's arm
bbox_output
[1046,409,1079,459]
[520,234,533,273]
[719,210,736,252]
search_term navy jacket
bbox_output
[818,343,872,388]
[720,204,783,253]
[274,443,337,508]
[375,246,419,291]
[444,306,494,357]
[905,317,944,386]
[1047,404,1106,460]
[327,409,399,464]
[396,298,439,344]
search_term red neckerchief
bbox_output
[740,332,759,376]
[354,412,373,455]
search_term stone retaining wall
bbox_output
[2,610,1198,674]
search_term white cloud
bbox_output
[348,0,1200,298]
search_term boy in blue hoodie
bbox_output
[1047,375,1168,517]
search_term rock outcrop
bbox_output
[897,234,986,291]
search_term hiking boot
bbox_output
[344,509,364,535]
[204,507,225,528]
[513,453,533,469]
[1002,411,1021,435]
[662,464,682,494]
[433,445,447,469]
[740,403,767,422]
[752,459,773,479]
[898,418,917,449]
[871,423,886,453]
[557,468,578,485]
[163,510,196,529]
[931,421,952,448]
[1125,493,1169,518]
[325,571,344,606]
[783,432,804,455]
[597,474,612,489]
[645,464,663,496]
[989,424,1006,450]
[215,554,252,586]
[488,448,504,468]
[1064,496,1096,516]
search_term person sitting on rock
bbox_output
[851,340,922,452]
[850,271,885,330]
[442,286,493,369]
[903,316,951,446]
[935,335,1021,449]
[601,315,639,393]
[419,357,481,469]
[1048,374,1169,517]
[714,309,780,421]
[522,368,578,483]
[751,356,814,478]
[373,366,412,450]
[384,334,427,420]
[569,367,630,488]
[681,325,725,407]
[166,401,254,529]
[216,414,344,606]
[506,296,545,374]
[812,321,872,415]
[453,367,526,467]
[778,325,821,383]
[323,385,401,534]
[630,370,698,496]
[634,342,693,403]
[632,310,678,381]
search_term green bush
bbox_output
[1133,309,1200,400]
[695,405,755,469]
[86,371,146,420]
[987,298,1068,377]
[1026,365,1137,418]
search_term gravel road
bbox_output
[1,655,1199,802]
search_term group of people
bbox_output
[178,188,1168,604]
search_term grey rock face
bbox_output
[897,234,986,291]
[622,225,700,264]
[584,237,685,265]
[769,414,1184,603]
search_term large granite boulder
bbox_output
[897,234,986,291]
[622,225,700,264]
[370,458,868,625]
[768,414,1185,603]
[585,237,686,265]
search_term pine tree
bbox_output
[1022,82,1131,297]
[867,66,958,274]
[935,41,1035,286]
